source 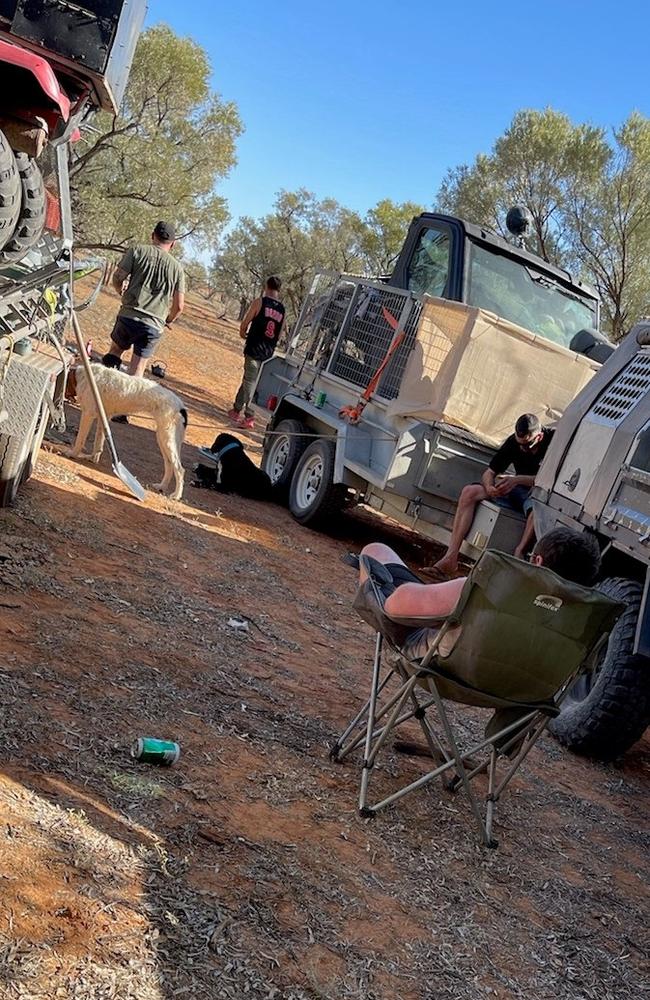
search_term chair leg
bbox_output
[359,672,420,814]
[330,662,394,761]
[424,679,495,847]
[406,685,454,785]
[490,715,550,802]
[484,746,498,844]
[358,633,385,812]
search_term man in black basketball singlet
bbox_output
[230,276,285,429]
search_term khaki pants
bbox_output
[234,355,262,417]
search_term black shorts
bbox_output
[385,562,423,587]
[111,315,161,359]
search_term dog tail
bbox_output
[179,407,188,428]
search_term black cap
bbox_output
[153,220,176,243]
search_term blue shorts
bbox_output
[494,484,532,515]
[111,315,161,359]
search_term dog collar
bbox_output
[197,441,242,471]
[213,441,241,462]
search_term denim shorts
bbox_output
[494,484,533,515]
[111,315,161,358]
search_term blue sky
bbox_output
[148,0,648,227]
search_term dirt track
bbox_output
[0,289,648,1000]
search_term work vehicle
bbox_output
[532,319,650,758]
[256,211,612,561]
[0,0,145,506]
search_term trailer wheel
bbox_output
[289,439,347,528]
[0,396,48,507]
[0,130,21,253]
[550,577,650,759]
[0,154,46,263]
[262,418,307,497]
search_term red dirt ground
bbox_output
[0,289,648,1000]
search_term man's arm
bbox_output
[481,467,499,498]
[166,290,185,327]
[239,298,262,339]
[112,248,133,295]
[112,267,129,295]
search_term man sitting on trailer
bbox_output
[431,413,554,577]
[358,527,601,661]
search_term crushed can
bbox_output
[315,391,327,409]
[131,737,180,766]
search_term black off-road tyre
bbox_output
[262,417,308,497]
[0,130,20,253]
[289,438,347,528]
[550,577,650,759]
[0,153,46,263]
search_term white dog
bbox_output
[68,363,187,500]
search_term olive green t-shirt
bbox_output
[118,244,185,330]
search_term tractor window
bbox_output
[406,227,450,299]
[467,242,597,348]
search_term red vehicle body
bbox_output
[0,0,146,505]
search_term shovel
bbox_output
[71,311,145,501]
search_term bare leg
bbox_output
[358,542,404,583]
[128,352,147,377]
[514,512,536,559]
[432,483,488,575]
[109,339,126,362]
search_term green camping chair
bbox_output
[331,551,623,847]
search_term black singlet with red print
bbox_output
[245,296,285,361]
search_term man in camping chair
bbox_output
[360,527,602,661]
[334,528,622,847]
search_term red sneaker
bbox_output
[239,416,255,430]
[228,408,241,423]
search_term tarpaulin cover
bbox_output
[387,296,599,446]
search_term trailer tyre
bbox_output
[0,154,46,263]
[549,577,650,759]
[262,418,308,496]
[289,439,347,528]
[0,130,21,253]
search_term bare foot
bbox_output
[514,547,526,561]
[425,557,458,578]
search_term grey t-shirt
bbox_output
[118,244,185,330]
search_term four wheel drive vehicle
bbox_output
[0,0,145,506]
[531,319,650,759]
[255,212,612,561]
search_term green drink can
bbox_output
[131,737,180,766]
[315,391,327,409]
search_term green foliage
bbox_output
[212,193,421,322]
[70,25,243,254]
[437,108,650,340]
[355,199,426,274]
[212,189,364,320]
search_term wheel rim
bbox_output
[295,453,324,509]
[267,434,290,484]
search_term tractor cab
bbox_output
[389,213,610,360]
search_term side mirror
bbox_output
[569,328,616,364]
